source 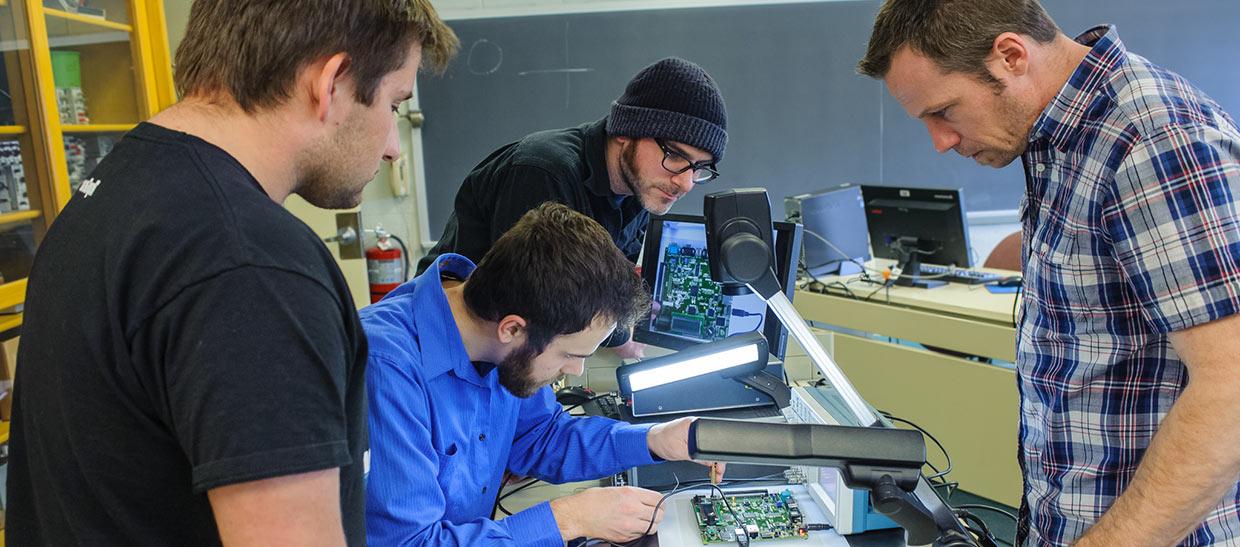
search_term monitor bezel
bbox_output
[634,213,801,360]
[859,185,972,268]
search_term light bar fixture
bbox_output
[619,332,769,394]
[628,344,760,391]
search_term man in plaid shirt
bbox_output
[859,1,1240,545]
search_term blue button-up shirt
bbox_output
[1018,26,1240,545]
[361,254,659,546]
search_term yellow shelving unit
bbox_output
[63,122,135,133]
[0,0,174,317]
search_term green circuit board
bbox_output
[653,243,731,340]
[692,490,808,544]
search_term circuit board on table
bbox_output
[691,489,809,544]
[654,243,731,340]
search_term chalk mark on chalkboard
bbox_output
[466,39,503,76]
[516,68,596,76]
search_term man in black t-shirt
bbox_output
[5,2,457,546]
[418,57,728,357]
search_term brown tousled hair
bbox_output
[464,202,650,353]
[858,0,1060,85]
[175,0,459,112]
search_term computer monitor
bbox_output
[786,184,871,278]
[634,214,802,360]
[860,185,972,269]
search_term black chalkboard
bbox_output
[418,0,1240,237]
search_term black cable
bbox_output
[495,500,513,517]
[863,279,893,301]
[932,480,959,498]
[954,504,1019,524]
[493,477,542,516]
[793,224,879,279]
[1011,285,1022,328]
[879,411,953,479]
[498,478,541,501]
[957,511,994,538]
[620,474,806,547]
[955,505,1017,547]
[584,474,791,547]
[799,257,861,300]
[388,234,411,282]
[956,510,1008,547]
[708,484,751,547]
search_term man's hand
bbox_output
[549,486,665,542]
[648,417,727,481]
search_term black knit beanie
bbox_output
[607,57,728,162]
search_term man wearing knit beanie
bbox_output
[417,57,727,358]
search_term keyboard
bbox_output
[916,264,1005,285]
[581,394,626,420]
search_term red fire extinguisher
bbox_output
[366,227,408,303]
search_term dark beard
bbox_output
[497,342,558,398]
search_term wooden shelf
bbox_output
[44,8,133,34]
[63,123,136,134]
[0,125,26,136]
[0,279,26,313]
[0,210,41,226]
[50,31,130,48]
[0,313,20,336]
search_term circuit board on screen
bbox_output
[653,243,731,340]
[692,490,808,544]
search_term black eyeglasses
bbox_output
[656,139,719,184]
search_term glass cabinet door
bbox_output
[0,0,51,316]
[40,0,150,195]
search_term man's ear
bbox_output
[310,52,351,123]
[989,31,1030,78]
[496,315,528,345]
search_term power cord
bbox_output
[730,308,765,333]
[798,227,884,277]
[878,410,952,480]
[591,473,792,547]
[1010,285,1022,328]
[492,477,541,517]
[387,233,411,282]
[953,504,1018,524]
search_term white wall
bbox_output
[434,0,849,20]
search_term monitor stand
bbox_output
[891,238,946,289]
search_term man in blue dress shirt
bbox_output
[363,202,717,545]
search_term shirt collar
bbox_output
[1028,25,1128,152]
[583,117,619,200]
[407,253,491,385]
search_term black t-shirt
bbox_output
[417,117,649,274]
[5,123,368,546]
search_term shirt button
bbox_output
[479,433,486,441]
[1035,164,1047,173]
[482,486,488,493]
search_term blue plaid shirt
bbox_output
[1017,26,1240,545]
